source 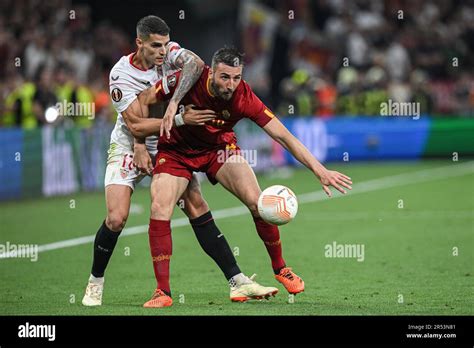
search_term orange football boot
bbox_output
[275,267,305,294]
[143,289,173,308]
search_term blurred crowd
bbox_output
[0,0,131,128]
[256,0,474,117]
[1,0,473,130]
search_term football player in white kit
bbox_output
[82,16,278,307]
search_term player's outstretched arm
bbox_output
[263,118,352,197]
[161,50,204,138]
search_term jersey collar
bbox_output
[206,71,216,98]
[129,52,152,72]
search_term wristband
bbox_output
[174,113,185,127]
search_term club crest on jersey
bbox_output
[158,158,166,165]
[221,110,231,120]
[168,75,177,88]
[111,88,123,102]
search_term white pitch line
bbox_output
[0,162,472,259]
[298,210,474,221]
[298,161,474,203]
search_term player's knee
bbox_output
[106,212,128,232]
[150,200,174,220]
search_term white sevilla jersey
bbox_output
[108,41,184,154]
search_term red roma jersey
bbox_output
[154,65,276,155]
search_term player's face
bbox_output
[136,33,170,67]
[210,63,243,101]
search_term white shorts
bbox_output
[104,143,156,190]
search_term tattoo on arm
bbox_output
[170,50,203,104]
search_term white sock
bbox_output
[89,274,104,285]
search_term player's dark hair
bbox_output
[136,15,170,39]
[211,46,245,69]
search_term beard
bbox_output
[210,80,233,100]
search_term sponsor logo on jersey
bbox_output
[137,79,151,86]
[111,88,123,102]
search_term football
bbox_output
[257,185,298,225]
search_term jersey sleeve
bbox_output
[154,70,181,102]
[165,41,186,69]
[240,81,276,128]
[109,68,139,113]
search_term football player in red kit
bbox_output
[137,47,352,306]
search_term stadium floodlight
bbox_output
[45,106,59,123]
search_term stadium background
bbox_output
[0,0,473,315]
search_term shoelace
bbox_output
[281,268,294,281]
[243,273,258,285]
[151,289,167,300]
[229,274,259,287]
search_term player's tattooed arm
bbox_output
[170,50,204,105]
[161,50,205,138]
[263,118,353,197]
[137,86,216,128]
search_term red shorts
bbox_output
[153,145,241,185]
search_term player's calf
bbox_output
[90,220,123,281]
[147,173,189,298]
[179,174,210,219]
[83,184,132,307]
[190,211,241,280]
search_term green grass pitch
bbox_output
[0,160,473,315]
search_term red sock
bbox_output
[253,216,286,272]
[148,219,172,294]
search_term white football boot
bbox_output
[82,275,104,306]
[230,273,279,302]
